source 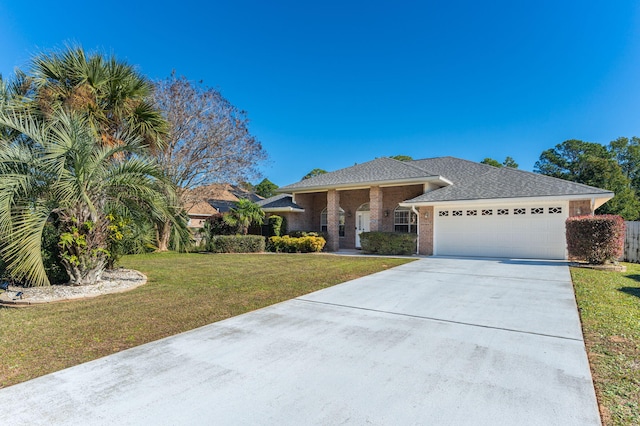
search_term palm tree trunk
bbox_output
[156,220,172,252]
[62,259,105,286]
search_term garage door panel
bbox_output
[435,203,567,259]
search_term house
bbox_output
[270,156,614,259]
[185,184,263,228]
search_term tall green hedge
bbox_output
[566,215,625,264]
[266,215,284,237]
[360,232,417,255]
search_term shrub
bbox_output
[268,235,326,253]
[566,215,625,264]
[208,235,265,253]
[266,215,284,237]
[288,230,328,240]
[205,213,239,236]
[41,220,70,285]
[360,232,417,255]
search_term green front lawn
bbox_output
[571,264,640,426]
[0,253,412,388]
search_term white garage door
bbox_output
[434,203,568,259]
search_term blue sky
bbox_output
[1,1,639,186]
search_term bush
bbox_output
[205,213,239,236]
[208,235,265,253]
[566,215,625,264]
[360,232,417,255]
[268,235,326,253]
[288,230,328,240]
[266,215,284,237]
[41,220,70,285]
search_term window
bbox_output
[321,208,345,237]
[497,209,509,215]
[394,206,417,233]
[482,209,493,216]
[514,208,526,215]
[531,207,544,215]
[466,210,477,216]
[439,210,449,217]
[452,210,463,216]
[548,207,562,214]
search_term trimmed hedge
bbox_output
[268,235,326,253]
[288,231,328,240]
[208,235,265,253]
[266,215,284,237]
[566,215,625,264]
[360,232,417,255]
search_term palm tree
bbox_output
[224,199,265,235]
[15,46,167,151]
[0,109,178,286]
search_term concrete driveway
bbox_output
[0,257,600,425]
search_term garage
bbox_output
[434,202,568,259]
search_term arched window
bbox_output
[394,206,417,233]
[321,207,346,237]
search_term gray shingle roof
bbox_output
[404,157,613,203]
[257,194,304,210]
[280,156,613,203]
[279,157,438,191]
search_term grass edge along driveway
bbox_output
[0,252,413,388]
[571,263,640,426]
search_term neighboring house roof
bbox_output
[208,199,238,214]
[188,201,219,216]
[257,194,305,212]
[185,183,264,216]
[279,156,614,205]
[279,157,450,192]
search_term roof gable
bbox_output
[404,157,613,203]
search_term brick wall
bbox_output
[380,185,424,232]
[288,184,426,249]
[418,206,434,255]
[337,189,369,249]
[327,190,340,251]
[370,186,383,232]
[288,193,327,232]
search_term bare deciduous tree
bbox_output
[152,72,267,250]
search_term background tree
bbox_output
[0,110,177,286]
[302,168,327,180]
[152,72,266,250]
[535,139,640,220]
[223,199,265,235]
[608,136,640,192]
[480,157,502,167]
[390,155,413,161]
[481,156,518,168]
[255,178,278,198]
[502,156,518,168]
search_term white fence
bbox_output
[624,221,640,263]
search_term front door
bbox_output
[355,211,370,248]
